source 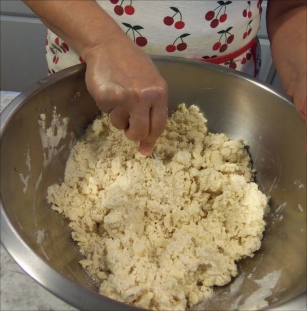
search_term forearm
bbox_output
[23,0,125,59]
[267,1,306,101]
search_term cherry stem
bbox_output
[52,44,62,53]
[213,5,222,12]
[130,0,132,5]
[120,0,124,5]
[134,29,142,37]
[125,27,131,34]
[216,5,223,17]
[172,12,178,18]
[179,11,182,21]
[132,29,135,41]
[224,33,227,44]
[173,36,182,45]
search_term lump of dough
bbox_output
[47,104,268,310]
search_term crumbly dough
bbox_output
[47,104,268,310]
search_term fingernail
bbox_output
[139,144,153,156]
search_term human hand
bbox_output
[84,35,168,156]
[292,79,306,121]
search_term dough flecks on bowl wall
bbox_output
[47,104,268,311]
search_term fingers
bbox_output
[109,107,130,130]
[85,64,168,153]
[125,107,151,142]
[292,81,306,121]
[138,85,168,155]
[139,101,168,155]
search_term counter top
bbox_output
[1,91,306,311]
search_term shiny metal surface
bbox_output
[1,58,306,311]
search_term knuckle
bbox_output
[155,78,168,98]
[107,85,126,103]
[93,85,126,113]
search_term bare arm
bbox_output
[23,0,168,155]
[267,0,306,120]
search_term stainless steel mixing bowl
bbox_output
[1,57,306,311]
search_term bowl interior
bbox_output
[1,59,306,310]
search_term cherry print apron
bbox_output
[46,0,263,77]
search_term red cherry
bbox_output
[136,37,147,47]
[110,0,119,3]
[229,62,237,69]
[79,56,85,63]
[114,5,124,15]
[175,21,185,29]
[243,32,248,39]
[177,42,187,51]
[246,53,252,60]
[227,34,234,44]
[248,11,252,18]
[248,28,252,35]
[166,45,176,52]
[46,38,48,46]
[213,42,222,51]
[241,58,247,64]
[60,45,67,53]
[62,43,69,51]
[243,9,247,17]
[125,5,135,15]
[50,47,55,55]
[219,43,228,53]
[55,37,60,45]
[205,11,215,21]
[219,14,227,23]
[53,56,59,64]
[210,19,219,28]
[164,16,174,26]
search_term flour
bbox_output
[238,270,281,310]
[47,104,268,310]
[19,147,31,193]
[38,107,69,167]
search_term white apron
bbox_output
[46,0,263,77]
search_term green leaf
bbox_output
[217,1,225,5]
[180,33,190,38]
[170,7,179,13]
[122,22,132,28]
[217,30,225,34]
[226,27,233,32]
[132,25,144,31]
[248,1,251,4]
[248,20,252,25]
[225,1,232,4]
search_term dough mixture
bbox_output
[47,104,268,310]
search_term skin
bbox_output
[267,0,306,120]
[23,0,306,155]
